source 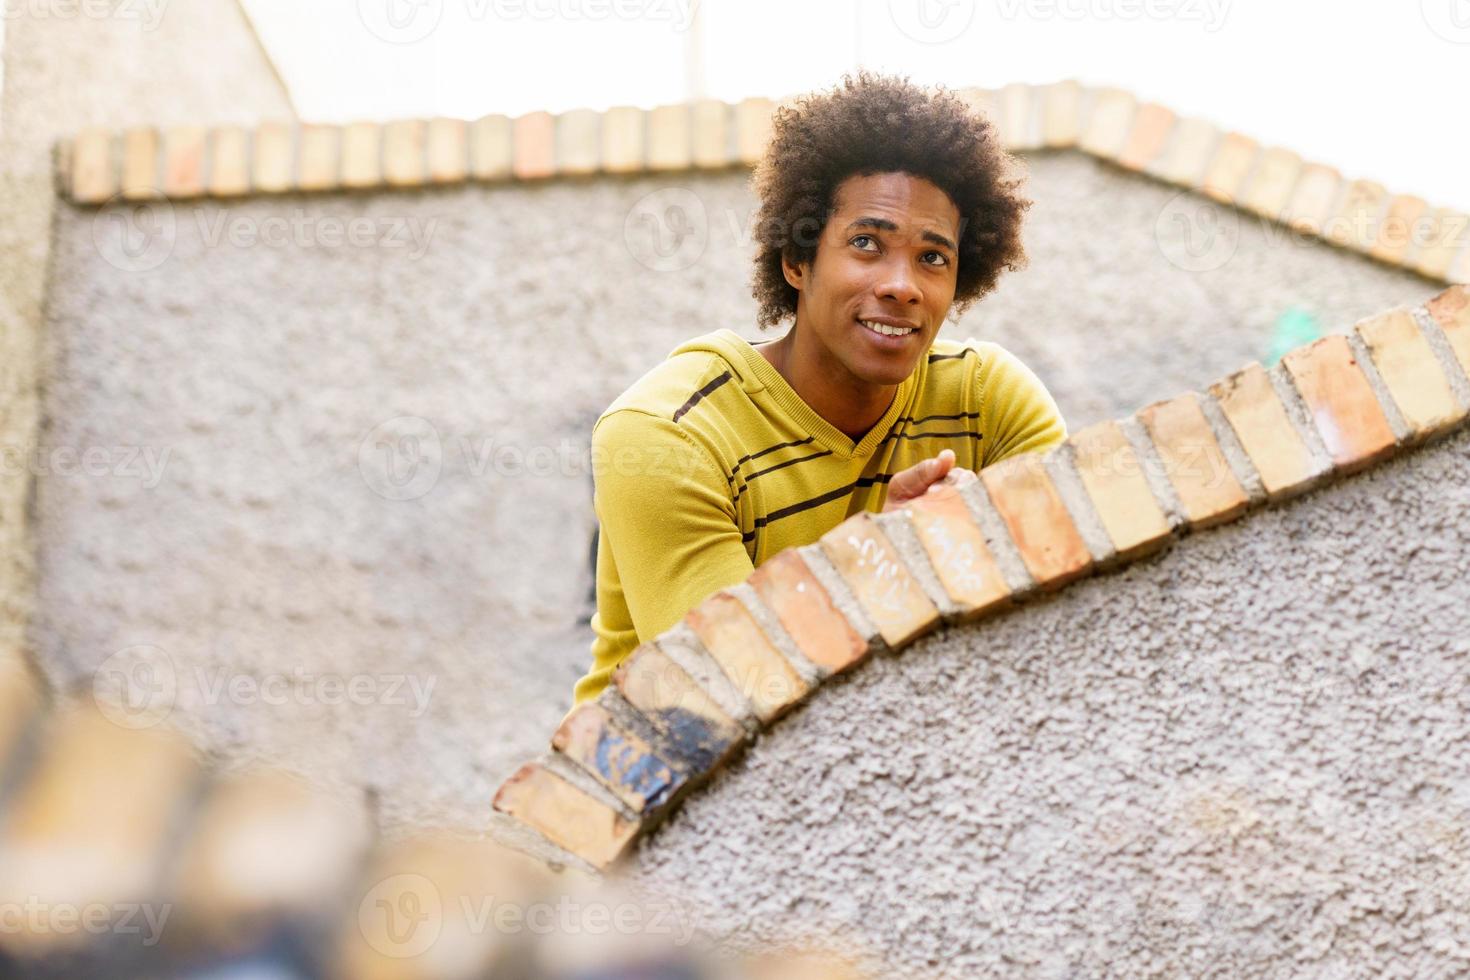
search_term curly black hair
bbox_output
[749,70,1030,328]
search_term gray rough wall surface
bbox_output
[627,425,1470,979]
[1,1,291,668]
[36,153,1444,833]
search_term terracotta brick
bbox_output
[647,104,691,170]
[1282,163,1341,236]
[512,111,555,180]
[685,592,809,722]
[601,106,645,173]
[747,549,868,676]
[70,127,116,203]
[1281,335,1398,472]
[1040,80,1082,148]
[252,122,293,194]
[207,127,250,197]
[1370,195,1429,265]
[997,83,1038,151]
[904,479,1012,616]
[1454,245,1470,286]
[979,452,1092,588]
[1208,363,1319,500]
[120,127,160,199]
[1412,208,1470,281]
[296,124,340,192]
[1079,87,1136,158]
[163,125,207,198]
[1116,102,1175,172]
[1326,178,1387,251]
[492,762,636,869]
[470,114,513,180]
[0,653,40,777]
[426,117,468,184]
[818,512,940,648]
[956,87,998,125]
[1147,115,1219,187]
[383,119,427,187]
[556,108,601,176]
[1355,308,1465,439]
[172,770,369,932]
[613,644,744,772]
[690,99,731,168]
[0,704,198,937]
[553,702,687,813]
[341,122,382,189]
[1239,146,1302,220]
[1138,394,1248,528]
[1426,285,1470,378]
[1067,420,1173,557]
[735,97,774,166]
[1200,132,1258,204]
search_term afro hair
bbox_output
[748,70,1030,328]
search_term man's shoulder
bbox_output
[596,345,741,439]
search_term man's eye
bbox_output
[923,251,949,266]
[851,235,878,251]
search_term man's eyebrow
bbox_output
[844,217,957,253]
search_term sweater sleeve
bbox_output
[977,343,1068,467]
[588,408,755,660]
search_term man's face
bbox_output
[782,171,962,387]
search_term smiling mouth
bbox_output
[858,319,919,338]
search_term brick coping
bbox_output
[493,284,1470,871]
[55,81,1470,286]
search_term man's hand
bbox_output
[883,449,978,512]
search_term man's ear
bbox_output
[780,249,807,292]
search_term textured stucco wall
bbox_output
[625,424,1470,978]
[37,152,1445,831]
[1,0,291,675]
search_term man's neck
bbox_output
[756,326,897,441]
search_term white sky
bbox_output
[240,0,1470,212]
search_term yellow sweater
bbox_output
[572,328,1067,705]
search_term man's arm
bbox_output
[590,409,755,652]
[977,343,1068,467]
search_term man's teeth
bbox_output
[860,320,915,337]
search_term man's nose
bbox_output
[875,259,922,305]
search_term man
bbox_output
[572,71,1066,706]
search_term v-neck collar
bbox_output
[718,328,920,460]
